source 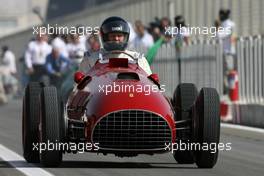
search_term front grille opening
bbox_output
[92,110,171,150]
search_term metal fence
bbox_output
[149,36,264,105]
[237,36,264,104]
[150,40,223,97]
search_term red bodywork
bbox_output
[67,58,176,154]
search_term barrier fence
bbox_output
[237,36,264,104]
[150,39,223,97]
[149,36,264,105]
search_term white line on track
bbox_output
[0,144,54,176]
[221,123,264,134]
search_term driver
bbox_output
[79,16,152,75]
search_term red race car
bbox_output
[22,53,220,168]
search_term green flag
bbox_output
[146,37,164,65]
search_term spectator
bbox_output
[50,34,69,58]
[45,44,71,89]
[0,46,18,96]
[217,9,237,95]
[1,46,16,74]
[79,33,101,72]
[61,34,71,44]
[60,33,89,100]
[160,17,171,34]
[145,18,166,64]
[67,34,86,64]
[173,15,190,51]
[132,20,154,50]
[20,38,35,91]
[24,31,52,82]
[76,25,88,50]
[87,33,100,52]
[145,17,173,64]
[217,9,236,55]
[149,20,162,42]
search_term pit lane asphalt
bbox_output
[0,99,263,176]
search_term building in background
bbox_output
[0,0,48,37]
[0,0,118,37]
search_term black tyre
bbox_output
[59,98,67,143]
[39,86,62,167]
[22,82,44,163]
[172,83,198,164]
[194,88,220,168]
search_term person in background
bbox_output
[143,17,173,64]
[149,19,162,42]
[24,30,52,82]
[174,15,190,51]
[217,9,236,70]
[79,32,101,71]
[0,46,18,96]
[60,32,99,101]
[145,18,165,64]
[132,20,154,51]
[61,34,71,45]
[50,33,69,58]
[217,9,237,95]
[217,9,236,55]
[160,17,171,34]
[67,34,86,64]
[60,33,88,101]
[87,34,101,52]
[159,17,174,45]
[76,25,89,50]
[45,43,71,89]
[1,46,16,75]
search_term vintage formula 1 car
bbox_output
[22,52,220,168]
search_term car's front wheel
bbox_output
[22,82,44,163]
[172,83,198,164]
[193,88,220,168]
[39,86,63,167]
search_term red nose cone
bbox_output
[74,71,85,84]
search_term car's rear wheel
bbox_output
[39,86,63,167]
[22,82,44,163]
[193,88,220,168]
[172,83,198,164]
